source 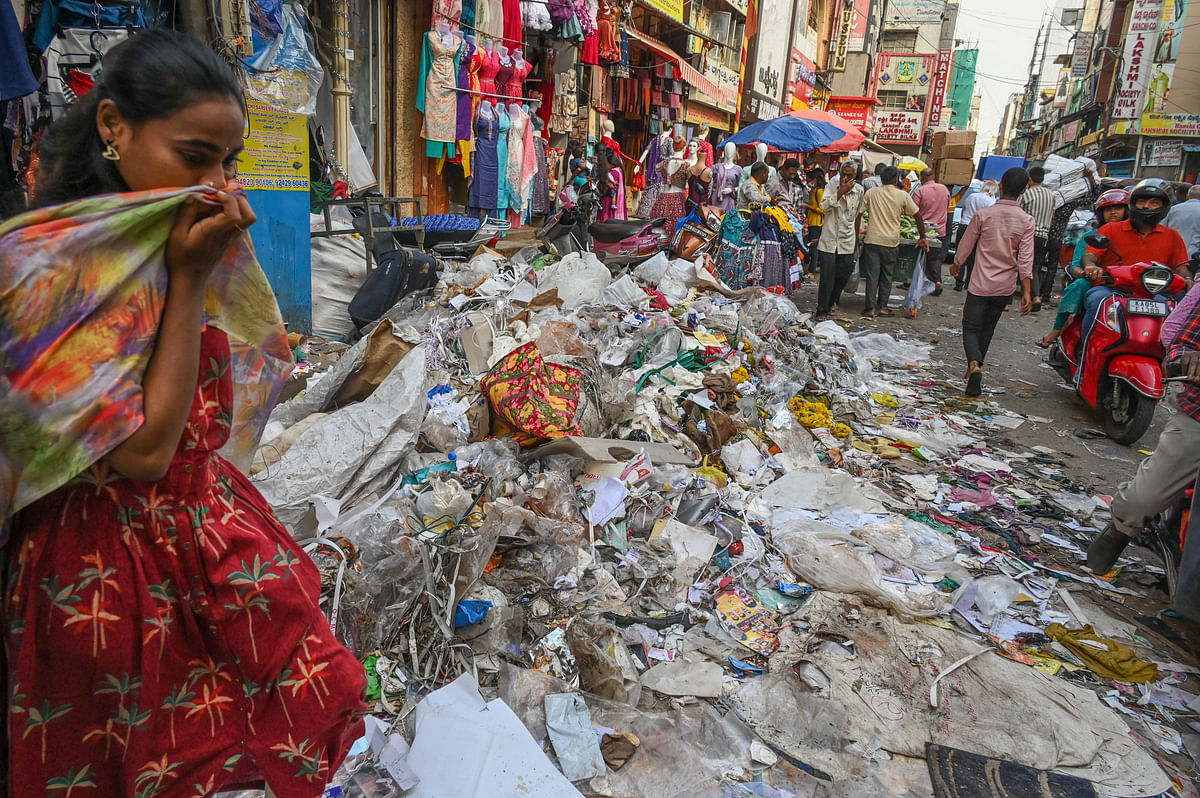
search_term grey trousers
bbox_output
[860,243,899,311]
[1111,406,1200,537]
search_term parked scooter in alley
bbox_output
[1048,233,1191,445]
[540,184,668,267]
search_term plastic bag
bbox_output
[538,252,611,309]
[852,515,957,577]
[415,477,475,523]
[850,332,931,366]
[903,251,935,312]
[955,575,1022,624]
[632,251,672,284]
[243,3,325,114]
[772,520,943,618]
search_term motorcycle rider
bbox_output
[1075,179,1190,371]
[1038,189,1130,348]
[1088,293,1200,572]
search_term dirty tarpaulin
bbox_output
[244,242,1196,797]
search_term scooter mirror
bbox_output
[1084,233,1111,250]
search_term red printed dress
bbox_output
[3,327,366,797]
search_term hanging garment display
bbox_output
[495,55,515,103]
[649,165,688,239]
[478,47,500,104]
[506,106,536,225]
[531,136,551,215]
[469,105,500,215]
[417,29,462,158]
[496,106,512,213]
[523,0,552,30]
[1,1,36,101]
[597,0,619,63]
[711,162,742,213]
[636,134,672,217]
[461,0,478,29]
[502,0,523,50]
[455,37,478,144]
[507,54,533,98]
[480,0,504,42]
[433,0,463,28]
[45,28,129,118]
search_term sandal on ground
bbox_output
[1037,336,1055,349]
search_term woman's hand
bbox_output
[165,190,256,284]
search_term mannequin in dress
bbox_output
[712,141,741,212]
[634,128,675,217]
[649,136,689,237]
[507,48,532,98]
[686,138,712,207]
[694,122,714,166]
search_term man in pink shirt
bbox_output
[912,168,951,290]
[951,167,1035,397]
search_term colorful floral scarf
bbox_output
[0,187,293,517]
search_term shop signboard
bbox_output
[875,109,924,144]
[1136,0,1191,125]
[642,0,685,22]
[685,102,732,129]
[750,0,794,103]
[831,0,855,71]
[722,0,749,15]
[1139,113,1200,136]
[927,49,952,126]
[827,97,876,132]
[691,60,740,113]
[875,52,935,93]
[239,99,310,192]
[787,48,817,109]
[1071,31,1094,78]
[237,97,312,332]
[885,0,943,23]
[1145,138,1183,166]
[1061,118,1080,143]
[848,0,872,51]
[1112,0,1163,120]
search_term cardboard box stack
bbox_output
[932,130,977,187]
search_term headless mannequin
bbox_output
[435,20,454,46]
[662,142,686,193]
[479,101,495,119]
[499,44,511,60]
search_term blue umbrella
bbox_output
[718,113,846,153]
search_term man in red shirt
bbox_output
[1078,179,1190,346]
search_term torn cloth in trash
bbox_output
[1045,623,1160,684]
[761,592,1169,797]
[480,341,584,447]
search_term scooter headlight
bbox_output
[1141,266,1173,295]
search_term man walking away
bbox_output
[952,167,1035,397]
[816,161,865,319]
[1166,184,1200,258]
[1018,165,1056,312]
[912,168,951,292]
[954,180,998,291]
[860,165,928,317]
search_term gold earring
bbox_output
[102,140,120,161]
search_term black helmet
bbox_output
[1128,178,1173,228]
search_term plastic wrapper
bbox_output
[455,438,526,500]
[545,693,608,781]
[772,520,943,618]
[536,319,590,357]
[632,251,672,284]
[955,575,1023,624]
[850,333,931,367]
[527,471,586,523]
[566,617,643,705]
[538,253,611,309]
[338,535,427,654]
[852,516,957,578]
[243,3,325,115]
[415,477,475,524]
[739,292,800,332]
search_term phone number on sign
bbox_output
[237,177,310,190]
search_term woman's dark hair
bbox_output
[808,167,826,188]
[568,141,583,157]
[35,29,244,208]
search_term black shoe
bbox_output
[965,369,982,397]
[932,286,944,297]
[1087,525,1131,574]
[954,283,964,292]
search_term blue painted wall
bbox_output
[246,189,312,335]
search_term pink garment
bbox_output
[1164,281,1200,345]
[597,167,627,221]
[912,179,951,236]
[507,58,532,99]
[954,199,1036,297]
[478,48,501,103]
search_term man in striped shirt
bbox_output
[1019,166,1056,313]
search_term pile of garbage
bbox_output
[249,247,1196,797]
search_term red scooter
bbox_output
[1048,233,1189,444]
[540,184,667,267]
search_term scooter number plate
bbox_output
[1128,299,1169,316]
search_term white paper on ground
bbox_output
[640,660,724,697]
[544,692,607,781]
[405,673,585,798]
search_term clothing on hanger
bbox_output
[417,29,462,158]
